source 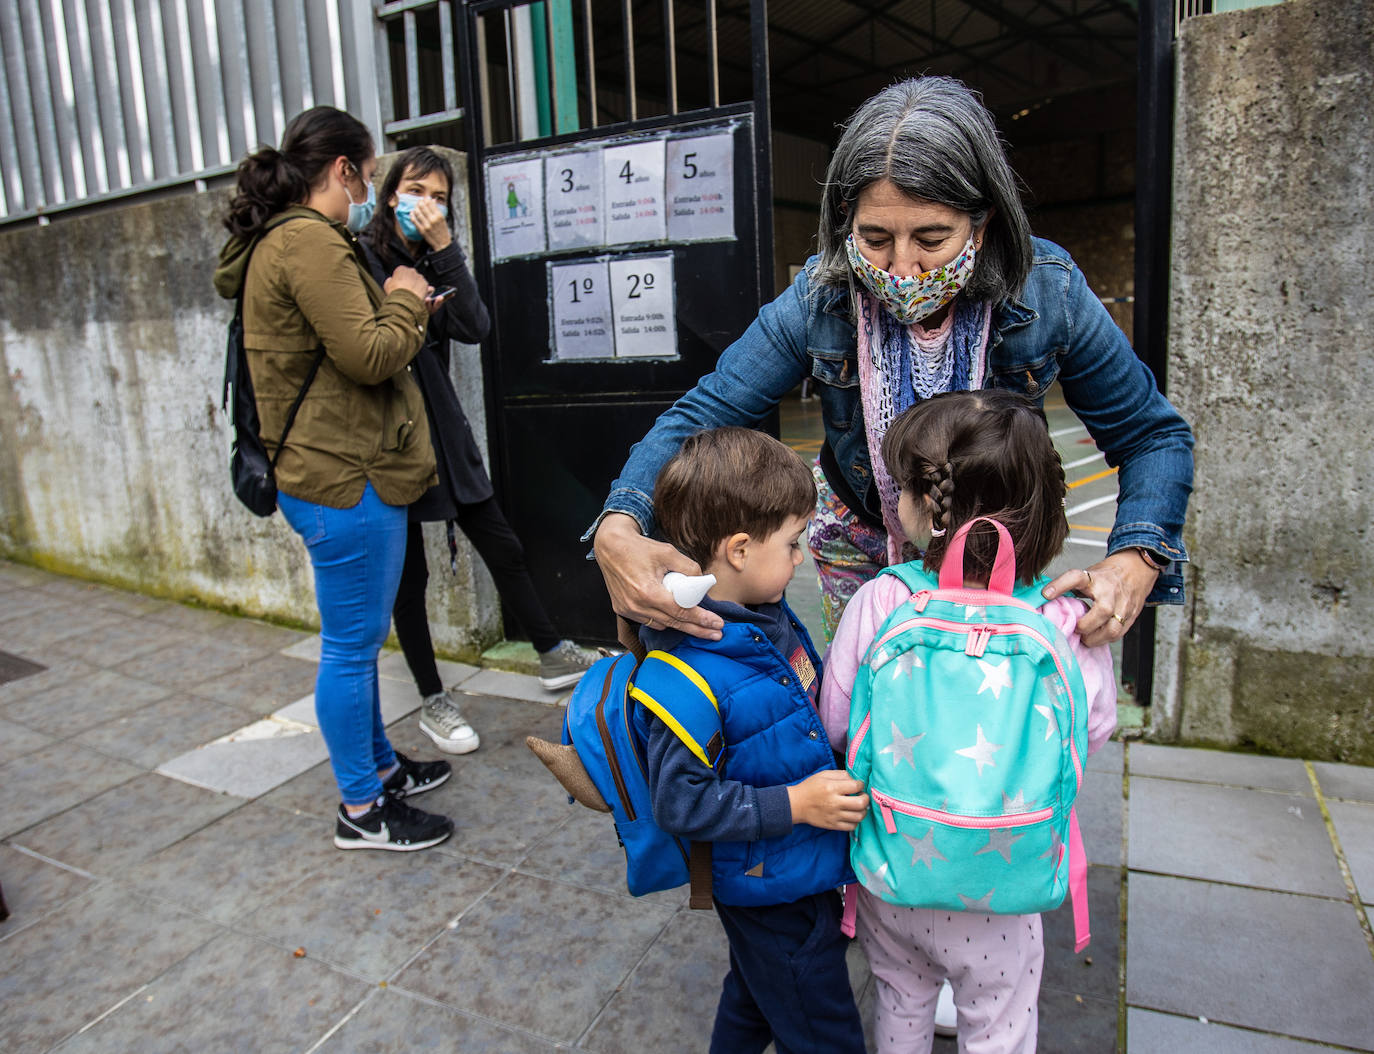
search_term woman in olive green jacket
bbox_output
[214,107,454,852]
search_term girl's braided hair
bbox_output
[880,390,1068,585]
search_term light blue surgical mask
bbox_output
[395,192,448,243]
[345,167,376,233]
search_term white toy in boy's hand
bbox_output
[663,572,716,608]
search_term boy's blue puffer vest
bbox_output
[636,604,855,907]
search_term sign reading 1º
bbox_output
[547,254,677,361]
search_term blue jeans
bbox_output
[279,483,405,806]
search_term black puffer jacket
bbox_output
[359,232,492,519]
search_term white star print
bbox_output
[975,658,1012,700]
[879,721,925,768]
[891,650,924,680]
[974,827,1025,863]
[955,724,1004,777]
[964,605,982,621]
[902,829,947,870]
[859,860,894,898]
[1034,704,1059,742]
[1001,789,1030,814]
[958,889,996,912]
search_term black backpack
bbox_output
[221,217,326,516]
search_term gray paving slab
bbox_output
[0,587,78,624]
[1126,776,1345,897]
[519,805,687,910]
[0,882,222,1054]
[1086,739,1123,774]
[78,586,180,619]
[280,634,324,661]
[0,715,55,764]
[40,617,196,667]
[0,656,99,706]
[1129,744,1312,795]
[1126,872,1374,1048]
[1127,1008,1344,1053]
[142,600,262,636]
[1037,990,1119,1054]
[239,851,504,982]
[315,989,563,1054]
[458,668,572,705]
[119,801,339,924]
[73,691,251,770]
[580,907,731,1053]
[157,718,330,798]
[1314,760,1374,804]
[0,560,50,587]
[395,871,678,1044]
[414,759,574,867]
[0,845,93,940]
[2,667,172,735]
[33,575,135,605]
[52,931,370,1054]
[1327,800,1374,907]
[1077,766,1124,867]
[185,616,312,654]
[1041,865,1120,1004]
[0,740,142,840]
[14,772,240,875]
[112,636,260,691]
[0,600,127,653]
[256,758,348,818]
[187,651,323,716]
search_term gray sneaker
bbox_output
[418,691,480,755]
[538,640,602,690]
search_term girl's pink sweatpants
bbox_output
[856,887,1043,1053]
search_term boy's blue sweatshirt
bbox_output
[642,596,809,844]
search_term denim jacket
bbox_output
[593,238,1193,605]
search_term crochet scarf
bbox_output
[855,290,993,562]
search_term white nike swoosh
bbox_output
[344,817,391,842]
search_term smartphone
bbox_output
[426,285,458,305]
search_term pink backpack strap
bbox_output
[841,882,858,938]
[1069,807,1091,953]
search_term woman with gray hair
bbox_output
[591,76,1192,656]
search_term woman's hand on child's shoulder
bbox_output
[788,770,869,831]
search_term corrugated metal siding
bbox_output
[0,0,387,223]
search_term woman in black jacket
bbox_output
[359,147,599,754]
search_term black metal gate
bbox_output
[456,0,773,644]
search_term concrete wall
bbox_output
[0,149,502,661]
[1156,0,1374,762]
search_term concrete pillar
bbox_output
[1157,0,1374,761]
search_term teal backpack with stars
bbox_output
[841,517,1092,952]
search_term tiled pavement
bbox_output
[1,559,1373,1052]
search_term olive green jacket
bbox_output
[213,206,437,508]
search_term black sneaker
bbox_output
[334,794,453,852]
[382,752,452,798]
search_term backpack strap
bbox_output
[879,561,937,594]
[630,649,723,910]
[1068,806,1091,952]
[630,650,725,771]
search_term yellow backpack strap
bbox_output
[630,650,724,770]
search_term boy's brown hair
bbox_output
[655,427,817,570]
[880,390,1068,586]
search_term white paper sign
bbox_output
[545,150,603,251]
[548,260,614,361]
[487,157,545,260]
[667,133,735,242]
[602,139,666,246]
[609,254,676,359]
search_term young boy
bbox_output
[635,427,869,1054]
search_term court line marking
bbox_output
[1063,452,1105,470]
[1068,467,1117,490]
[1067,493,1117,516]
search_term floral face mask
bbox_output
[845,232,978,324]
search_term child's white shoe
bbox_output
[934,978,957,1036]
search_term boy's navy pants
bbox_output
[710,890,866,1054]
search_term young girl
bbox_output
[819,389,1118,1053]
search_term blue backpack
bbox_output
[526,648,719,905]
[842,517,1092,952]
